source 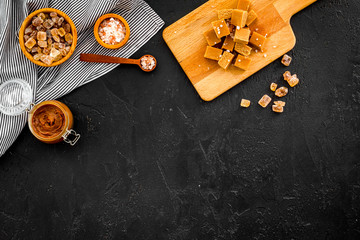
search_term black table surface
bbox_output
[1,0,360,239]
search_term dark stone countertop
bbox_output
[1,0,360,239]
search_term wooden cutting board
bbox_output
[163,0,317,101]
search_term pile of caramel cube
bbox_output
[203,0,265,71]
[24,11,73,66]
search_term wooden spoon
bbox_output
[80,54,157,72]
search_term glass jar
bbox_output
[28,100,80,145]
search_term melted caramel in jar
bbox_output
[31,104,65,138]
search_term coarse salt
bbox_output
[99,17,126,45]
[140,56,156,70]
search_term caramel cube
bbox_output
[246,10,258,26]
[272,104,284,113]
[274,101,286,107]
[234,27,251,44]
[64,33,73,43]
[249,32,266,50]
[288,74,299,87]
[58,28,66,37]
[234,54,251,70]
[258,95,272,108]
[231,10,248,28]
[25,38,36,49]
[234,43,252,56]
[222,36,235,52]
[37,40,47,48]
[237,0,250,11]
[203,28,221,46]
[218,9,233,19]
[218,51,235,70]
[240,99,251,108]
[204,46,223,61]
[275,87,288,97]
[270,83,278,91]
[37,31,47,41]
[283,71,292,81]
[212,19,230,38]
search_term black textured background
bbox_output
[1,0,360,239]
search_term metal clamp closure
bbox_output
[62,129,80,146]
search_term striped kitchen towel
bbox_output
[0,0,164,157]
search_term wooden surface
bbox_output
[163,0,317,101]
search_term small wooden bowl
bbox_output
[19,8,77,67]
[94,14,130,49]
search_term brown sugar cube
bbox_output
[270,83,278,91]
[272,104,284,113]
[58,27,66,37]
[240,99,251,108]
[51,28,59,36]
[288,74,299,87]
[249,32,266,50]
[234,27,251,44]
[274,101,286,107]
[37,40,47,48]
[40,55,53,65]
[218,51,235,70]
[246,10,258,26]
[281,54,292,66]
[275,87,288,97]
[283,71,292,81]
[237,0,250,11]
[25,38,36,49]
[218,9,233,19]
[234,43,252,56]
[33,53,43,61]
[258,95,272,108]
[212,19,230,38]
[37,31,47,41]
[65,33,73,44]
[234,54,252,70]
[204,46,223,61]
[50,48,62,61]
[231,10,248,28]
[203,28,221,46]
[222,36,235,52]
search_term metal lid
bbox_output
[0,79,33,116]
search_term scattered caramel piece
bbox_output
[237,0,250,11]
[275,87,288,97]
[281,54,292,66]
[283,71,292,81]
[204,46,223,61]
[234,54,251,70]
[288,74,299,87]
[249,32,266,50]
[218,51,235,70]
[222,36,235,52]
[25,38,36,49]
[274,101,286,107]
[234,43,252,56]
[272,104,284,113]
[246,10,258,26]
[240,99,251,108]
[270,83,277,91]
[203,28,221,46]
[258,94,272,108]
[218,9,233,19]
[212,19,230,38]
[234,27,251,44]
[231,10,248,28]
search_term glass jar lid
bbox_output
[0,79,33,116]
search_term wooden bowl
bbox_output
[19,8,77,67]
[94,14,130,49]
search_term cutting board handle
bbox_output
[274,0,317,22]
